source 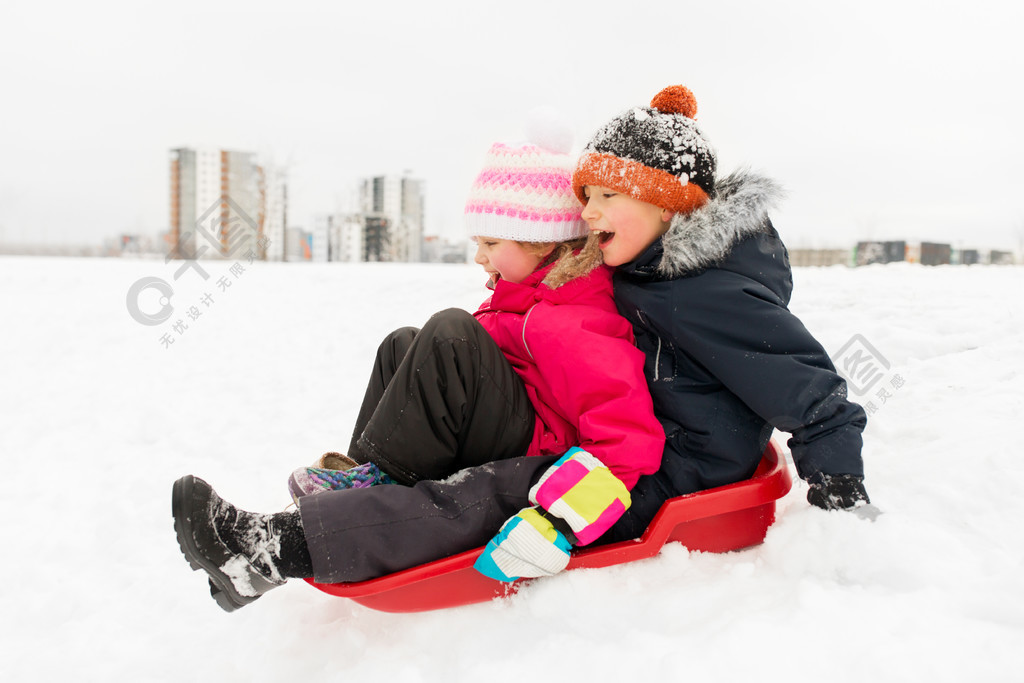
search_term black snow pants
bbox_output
[298,308,559,583]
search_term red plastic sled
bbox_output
[307,440,792,613]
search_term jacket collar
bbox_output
[620,169,783,279]
[483,261,614,314]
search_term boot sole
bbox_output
[172,475,257,612]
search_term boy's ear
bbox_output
[661,209,675,222]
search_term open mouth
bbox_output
[594,230,615,247]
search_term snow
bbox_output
[2,256,1023,682]
[221,555,260,598]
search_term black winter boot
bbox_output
[172,475,312,612]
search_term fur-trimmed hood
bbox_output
[658,169,784,277]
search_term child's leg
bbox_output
[299,454,558,583]
[348,308,535,484]
[174,455,559,606]
[173,475,311,611]
[346,325,418,457]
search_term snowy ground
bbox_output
[2,256,1022,682]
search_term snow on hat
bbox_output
[465,109,587,242]
[572,85,717,214]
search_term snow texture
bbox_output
[585,104,717,190]
[1,256,1023,682]
[220,556,260,597]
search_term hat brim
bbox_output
[573,153,710,215]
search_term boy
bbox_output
[571,85,871,541]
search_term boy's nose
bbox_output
[581,200,598,223]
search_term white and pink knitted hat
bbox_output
[465,111,587,242]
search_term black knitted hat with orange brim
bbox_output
[573,85,717,214]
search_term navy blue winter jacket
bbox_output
[603,170,867,541]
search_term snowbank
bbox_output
[1,256,1021,682]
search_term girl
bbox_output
[571,85,872,543]
[172,129,665,611]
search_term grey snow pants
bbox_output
[298,308,558,583]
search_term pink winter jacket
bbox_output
[473,262,664,490]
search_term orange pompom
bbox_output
[650,85,698,119]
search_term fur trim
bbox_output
[658,169,784,277]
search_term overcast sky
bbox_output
[2,0,1022,252]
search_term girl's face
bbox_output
[581,186,672,267]
[473,237,546,285]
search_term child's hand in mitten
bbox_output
[473,507,572,582]
[807,472,870,511]
[530,447,631,545]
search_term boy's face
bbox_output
[472,237,545,285]
[581,186,671,267]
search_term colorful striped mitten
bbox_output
[473,507,572,582]
[529,447,631,545]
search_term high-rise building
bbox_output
[284,226,311,262]
[362,214,391,262]
[333,214,363,262]
[312,213,363,262]
[169,148,285,260]
[311,215,331,263]
[358,174,424,262]
[262,166,288,261]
